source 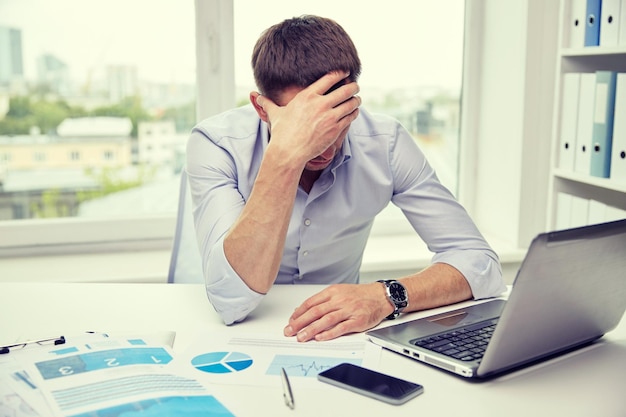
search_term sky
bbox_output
[0,0,465,91]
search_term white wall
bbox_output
[195,0,235,120]
[475,0,526,242]
[462,0,558,248]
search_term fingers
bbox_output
[312,320,354,342]
[299,71,361,114]
[333,93,361,124]
[284,292,333,341]
[253,71,361,165]
[309,71,352,96]
[253,92,278,115]
[286,304,365,342]
[320,76,361,125]
[284,284,383,342]
[290,311,346,343]
[254,71,358,110]
[253,72,360,125]
[323,77,361,115]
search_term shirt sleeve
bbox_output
[388,126,506,299]
[432,250,505,299]
[205,235,265,325]
[186,129,264,325]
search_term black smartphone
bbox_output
[317,363,424,405]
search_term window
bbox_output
[0,0,195,224]
[32,151,45,162]
[234,1,464,195]
[233,1,464,233]
[0,0,465,254]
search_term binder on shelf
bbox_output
[588,199,608,224]
[574,73,596,174]
[605,204,626,221]
[556,193,573,230]
[584,0,603,46]
[571,195,591,227]
[588,201,626,223]
[569,0,588,47]
[610,72,626,184]
[600,0,622,46]
[558,73,581,171]
[590,71,617,178]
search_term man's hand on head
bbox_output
[251,71,361,168]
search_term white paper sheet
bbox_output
[4,333,235,417]
[174,331,382,388]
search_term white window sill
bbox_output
[0,250,171,284]
[0,234,525,285]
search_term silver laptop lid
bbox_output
[478,219,626,377]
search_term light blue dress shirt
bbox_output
[187,105,505,325]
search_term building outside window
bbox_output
[0,0,464,243]
[32,151,45,162]
[0,0,196,221]
[234,1,464,195]
[232,1,464,231]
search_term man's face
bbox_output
[275,86,349,172]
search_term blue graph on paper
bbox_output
[265,355,361,378]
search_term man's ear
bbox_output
[250,92,269,122]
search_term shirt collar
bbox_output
[330,134,352,171]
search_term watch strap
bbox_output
[378,279,408,320]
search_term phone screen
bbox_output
[317,363,424,405]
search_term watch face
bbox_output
[389,282,407,302]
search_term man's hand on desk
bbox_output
[282,265,474,342]
[283,282,392,342]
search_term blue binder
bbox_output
[584,0,602,46]
[590,71,617,178]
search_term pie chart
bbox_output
[191,351,253,374]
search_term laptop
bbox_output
[366,219,626,379]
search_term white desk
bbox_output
[1,283,624,417]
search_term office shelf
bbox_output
[547,0,626,229]
[553,168,626,193]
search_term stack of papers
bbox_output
[1,330,381,416]
[0,332,235,417]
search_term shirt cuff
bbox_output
[205,237,265,325]
[432,250,506,299]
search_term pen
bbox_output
[14,371,37,389]
[281,367,295,409]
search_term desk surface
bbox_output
[1,282,624,417]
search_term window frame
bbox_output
[0,0,234,257]
[0,0,538,259]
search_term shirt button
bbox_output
[304,218,311,226]
[302,251,309,257]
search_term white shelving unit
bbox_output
[547,0,626,230]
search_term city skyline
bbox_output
[0,1,464,221]
[0,0,464,92]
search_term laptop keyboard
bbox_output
[412,319,499,362]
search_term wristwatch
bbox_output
[378,280,409,320]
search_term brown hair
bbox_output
[251,15,361,101]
